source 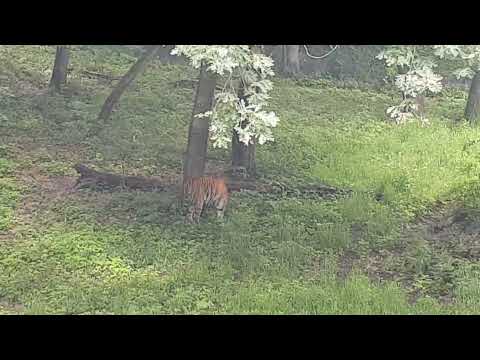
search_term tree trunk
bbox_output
[415,94,425,117]
[183,63,217,180]
[283,45,301,77]
[49,46,69,92]
[97,45,161,124]
[231,125,256,178]
[229,45,261,178]
[231,86,257,178]
[465,71,480,125]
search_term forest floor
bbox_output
[1,45,480,314]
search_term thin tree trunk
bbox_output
[231,86,257,178]
[465,71,480,125]
[49,46,69,92]
[247,136,256,176]
[415,94,425,117]
[231,123,256,178]
[183,63,217,181]
[283,45,301,77]
[97,45,161,124]
[230,45,261,178]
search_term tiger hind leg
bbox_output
[216,197,228,220]
[187,200,204,224]
[186,205,196,224]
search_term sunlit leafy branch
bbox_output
[171,45,279,149]
[376,46,442,125]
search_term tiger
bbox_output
[182,175,229,224]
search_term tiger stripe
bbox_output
[183,176,229,224]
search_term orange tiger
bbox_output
[182,176,229,224]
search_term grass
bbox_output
[0,151,20,231]
[1,45,480,314]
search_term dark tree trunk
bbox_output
[97,45,161,124]
[230,44,261,178]
[247,137,256,176]
[231,126,256,178]
[465,71,480,125]
[49,46,69,92]
[183,63,217,180]
[282,45,301,77]
[415,94,425,117]
[231,86,257,178]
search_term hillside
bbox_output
[1,45,480,314]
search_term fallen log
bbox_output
[224,179,258,192]
[81,70,121,83]
[72,163,352,200]
[72,164,261,194]
[72,164,165,192]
